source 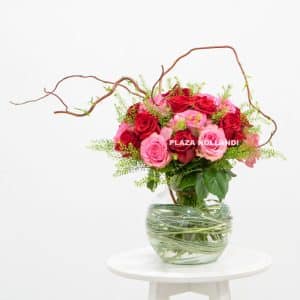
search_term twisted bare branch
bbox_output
[167,184,177,205]
[54,76,147,117]
[43,88,68,110]
[10,74,147,115]
[150,65,165,100]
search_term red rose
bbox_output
[192,94,217,115]
[219,109,244,144]
[222,127,244,144]
[177,149,196,164]
[115,130,140,156]
[168,130,197,164]
[134,112,160,140]
[164,86,192,113]
[167,95,191,113]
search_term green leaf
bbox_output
[146,169,160,192]
[203,168,231,201]
[219,84,232,100]
[177,173,197,190]
[212,158,233,171]
[169,172,197,191]
[195,173,208,205]
[227,170,237,177]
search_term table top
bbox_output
[107,246,272,283]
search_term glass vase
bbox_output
[146,201,231,265]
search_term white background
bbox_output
[0,0,299,299]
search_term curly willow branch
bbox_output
[10,74,147,116]
[10,46,277,146]
[167,184,177,205]
[151,45,277,147]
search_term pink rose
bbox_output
[114,122,132,143]
[140,133,171,168]
[138,103,148,113]
[149,94,169,114]
[152,94,167,107]
[243,133,260,168]
[177,109,207,131]
[168,110,207,135]
[167,114,187,131]
[197,125,227,161]
[244,132,259,147]
[219,98,237,113]
[160,127,173,141]
[114,122,140,156]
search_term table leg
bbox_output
[148,281,231,300]
[208,281,231,300]
[148,282,170,300]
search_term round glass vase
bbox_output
[146,201,231,265]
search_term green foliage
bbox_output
[104,85,113,92]
[168,165,233,204]
[212,159,235,172]
[138,75,147,89]
[240,101,256,117]
[223,144,255,160]
[138,74,151,96]
[170,172,197,191]
[88,139,119,158]
[88,139,141,161]
[143,98,173,126]
[123,105,137,124]
[211,109,227,123]
[165,77,205,94]
[89,140,146,177]
[119,143,141,160]
[164,76,181,91]
[164,158,208,179]
[114,157,146,177]
[174,76,181,86]
[113,81,144,123]
[222,144,284,164]
[135,169,167,188]
[134,175,149,187]
[240,101,271,126]
[195,173,208,205]
[260,147,286,160]
[211,85,233,123]
[219,85,232,99]
[247,125,261,134]
[74,107,89,115]
[186,81,206,94]
[146,168,161,191]
[166,78,173,90]
[114,93,129,123]
[203,168,232,201]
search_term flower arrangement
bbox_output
[86,48,280,206]
[11,45,281,264]
[106,84,265,204]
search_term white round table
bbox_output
[107,246,272,300]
